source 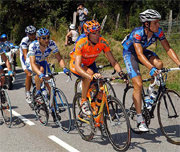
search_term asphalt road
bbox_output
[0,68,180,152]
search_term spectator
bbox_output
[65,24,79,46]
[77,3,88,33]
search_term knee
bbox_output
[133,81,143,91]
[39,67,44,73]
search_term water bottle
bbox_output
[144,95,152,110]
[149,91,157,103]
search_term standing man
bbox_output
[19,25,36,107]
[77,3,88,34]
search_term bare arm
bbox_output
[105,51,122,72]
[160,39,180,66]
[22,49,28,60]
[65,31,72,45]
[1,53,12,71]
[75,55,92,79]
[30,56,42,75]
[54,52,66,68]
[134,43,154,70]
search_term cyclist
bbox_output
[65,24,79,46]
[19,25,36,107]
[122,9,180,132]
[26,28,70,120]
[70,20,126,115]
[77,3,88,33]
[0,42,13,89]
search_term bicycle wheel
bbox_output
[74,78,82,94]
[73,93,95,141]
[1,89,12,128]
[33,90,49,126]
[104,95,131,151]
[123,86,140,133]
[157,89,180,145]
[53,88,71,133]
[104,81,116,97]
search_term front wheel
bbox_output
[157,89,180,145]
[73,93,94,141]
[53,88,71,133]
[1,89,12,128]
[104,96,131,151]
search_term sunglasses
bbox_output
[41,36,50,40]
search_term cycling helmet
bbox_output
[25,25,36,34]
[0,34,7,39]
[83,20,101,35]
[36,28,50,37]
[69,24,75,30]
[139,9,161,22]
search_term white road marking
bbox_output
[48,135,80,152]
[12,110,35,126]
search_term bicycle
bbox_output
[32,65,72,133]
[73,77,131,151]
[0,73,12,128]
[123,67,180,145]
[74,64,116,97]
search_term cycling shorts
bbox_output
[26,60,51,75]
[123,49,158,79]
[71,62,98,78]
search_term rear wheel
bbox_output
[104,96,131,151]
[1,89,12,128]
[73,93,94,141]
[158,89,180,145]
[53,88,71,133]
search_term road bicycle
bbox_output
[0,73,12,127]
[74,64,116,97]
[32,65,72,133]
[73,77,131,151]
[123,67,180,145]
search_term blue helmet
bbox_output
[25,25,36,34]
[0,34,7,39]
[36,28,50,38]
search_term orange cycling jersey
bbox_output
[70,36,110,74]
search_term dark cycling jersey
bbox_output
[122,26,166,52]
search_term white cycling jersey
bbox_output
[19,36,34,70]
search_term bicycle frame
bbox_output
[79,81,110,127]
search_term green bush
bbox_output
[112,28,131,41]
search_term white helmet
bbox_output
[69,24,75,30]
[25,25,36,34]
[139,9,161,22]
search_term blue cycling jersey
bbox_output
[122,26,166,52]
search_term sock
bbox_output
[137,113,144,124]
[26,91,30,96]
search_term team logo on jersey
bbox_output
[159,31,164,38]
[134,34,141,40]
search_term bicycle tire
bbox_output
[73,93,95,141]
[1,89,12,128]
[157,89,180,145]
[104,95,131,151]
[123,86,143,134]
[75,78,116,97]
[32,87,49,126]
[53,88,72,133]
[74,78,82,94]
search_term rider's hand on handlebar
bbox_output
[39,73,45,80]
[118,71,128,83]
[63,67,71,76]
[8,70,13,76]
[149,67,159,76]
[92,73,102,80]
